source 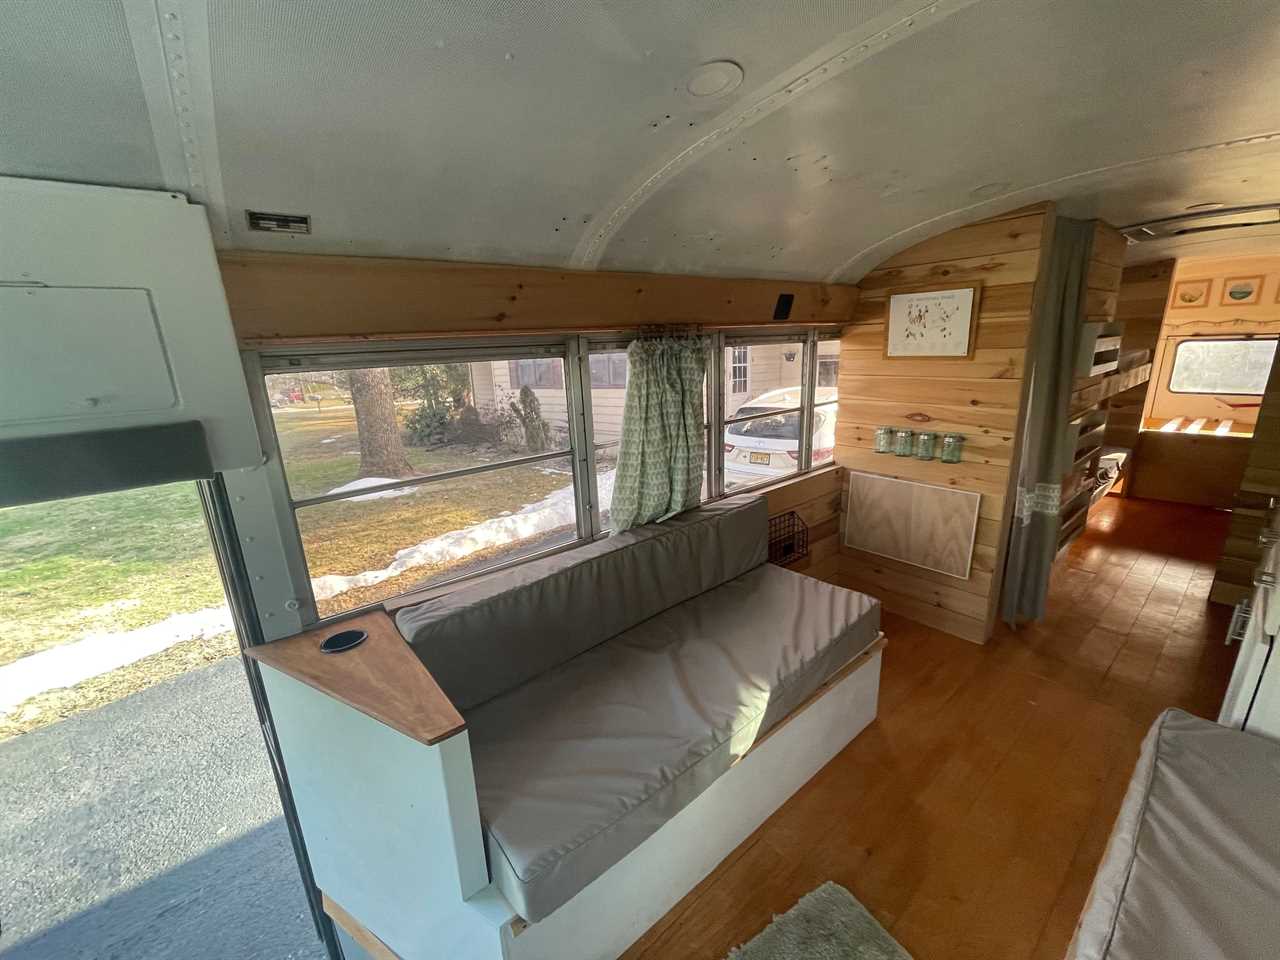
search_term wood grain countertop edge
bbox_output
[244,608,465,747]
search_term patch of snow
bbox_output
[0,605,234,716]
[310,469,616,601]
[325,476,418,502]
[0,470,623,714]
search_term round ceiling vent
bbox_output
[685,60,745,99]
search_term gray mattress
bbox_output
[1068,709,1280,960]
[464,563,880,922]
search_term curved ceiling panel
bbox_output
[4,0,1279,275]
[598,0,1280,280]
[206,0,906,262]
[0,2,163,189]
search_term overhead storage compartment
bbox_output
[0,177,260,472]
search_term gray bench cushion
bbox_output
[396,495,767,710]
[464,564,880,922]
[1069,709,1280,960]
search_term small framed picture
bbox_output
[885,283,981,359]
[1170,278,1211,309]
[1221,275,1264,306]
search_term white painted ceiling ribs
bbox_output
[2,0,1279,280]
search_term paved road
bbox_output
[0,658,328,960]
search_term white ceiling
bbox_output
[3,0,1279,281]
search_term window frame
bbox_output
[1167,336,1278,397]
[729,345,750,394]
[251,328,839,628]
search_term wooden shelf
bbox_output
[245,610,465,747]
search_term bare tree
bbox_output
[348,368,415,479]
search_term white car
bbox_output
[723,386,837,488]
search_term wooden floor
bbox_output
[621,496,1239,960]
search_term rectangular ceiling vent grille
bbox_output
[1122,204,1280,244]
[246,210,311,234]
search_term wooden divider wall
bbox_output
[833,203,1057,642]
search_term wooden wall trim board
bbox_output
[220,251,857,343]
[835,203,1060,643]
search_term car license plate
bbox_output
[749,451,770,465]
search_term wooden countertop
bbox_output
[245,609,465,747]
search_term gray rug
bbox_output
[726,882,912,960]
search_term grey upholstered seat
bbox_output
[1069,709,1280,960]
[464,563,880,921]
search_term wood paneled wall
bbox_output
[763,468,843,584]
[219,251,857,343]
[833,203,1057,643]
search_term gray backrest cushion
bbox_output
[395,494,768,710]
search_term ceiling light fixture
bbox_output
[685,60,744,99]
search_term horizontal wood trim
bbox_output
[838,373,1022,408]
[221,251,858,342]
[836,395,1020,434]
[839,346,1026,380]
[245,610,465,747]
[858,248,1042,295]
[875,214,1045,270]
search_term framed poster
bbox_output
[1170,277,1211,309]
[885,283,981,358]
[1221,275,1264,306]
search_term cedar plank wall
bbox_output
[833,204,1058,642]
[1104,260,1173,450]
[763,468,843,583]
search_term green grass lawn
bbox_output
[0,482,226,668]
[0,401,575,667]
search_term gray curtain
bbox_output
[1000,217,1095,625]
[610,336,709,532]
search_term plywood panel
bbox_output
[221,251,858,342]
[844,471,980,579]
[836,204,1057,641]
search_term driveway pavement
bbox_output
[0,658,327,960]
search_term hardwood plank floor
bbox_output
[621,496,1237,960]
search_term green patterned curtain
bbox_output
[610,336,709,532]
